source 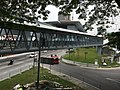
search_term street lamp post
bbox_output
[36,34,42,90]
[33,52,36,74]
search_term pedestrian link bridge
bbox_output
[0,21,103,55]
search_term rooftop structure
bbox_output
[45,21,85,32]
[45,13,85,32]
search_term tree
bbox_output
[0,0,120,33]
[59,0,120,34]
[107,32,120,50]
[0,0,54,23]
[97,26,107,38]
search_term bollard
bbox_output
[9,72,11,79]
[20,68,22,74]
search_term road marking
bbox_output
[106,78,120,84]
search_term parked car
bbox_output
[29,53,38,58]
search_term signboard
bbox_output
[41,57,53,65]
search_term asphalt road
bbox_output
[49,62,120,90]
[0,50,120,90]
[0,50,63,80]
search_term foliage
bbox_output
[107,32,120,50]
[0,0,54,23]
[59,0,120,34]
[100,60,120,68]
[0,0,120,33]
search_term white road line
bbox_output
[106,78,120,84]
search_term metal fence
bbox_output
[0,62,33,81]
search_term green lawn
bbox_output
[64,47,120,68]
[0,67,84,90]
[64,47,99,64]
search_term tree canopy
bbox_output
[107,32,120,50]
[0,0,120,33]
[58,0,120,34]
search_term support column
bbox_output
[96,46,102,56]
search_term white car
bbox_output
[29,53,38,58]
[42,50,47,53]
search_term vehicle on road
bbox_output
[41,54,60,65]
[42,50,47,53]
[8,60,14,65]
[29,53,38,58]
[51,54,59,64]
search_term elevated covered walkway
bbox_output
[0,21,103,55]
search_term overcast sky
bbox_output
[40,5,120,35]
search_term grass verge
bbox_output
[64,47,99,64]
[0,67,84,90]
[64,47,120,68]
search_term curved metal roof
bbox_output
[45,21,85,32]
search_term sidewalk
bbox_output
[62,59,99,69]
[62,58,120,70]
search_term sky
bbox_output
[40,5,120,35]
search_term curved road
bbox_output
[0,50,120,90]
[50,62,120,90]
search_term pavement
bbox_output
[61,59,99,68]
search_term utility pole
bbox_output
[36,34,41,90]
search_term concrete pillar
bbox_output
[96,46,102,56]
